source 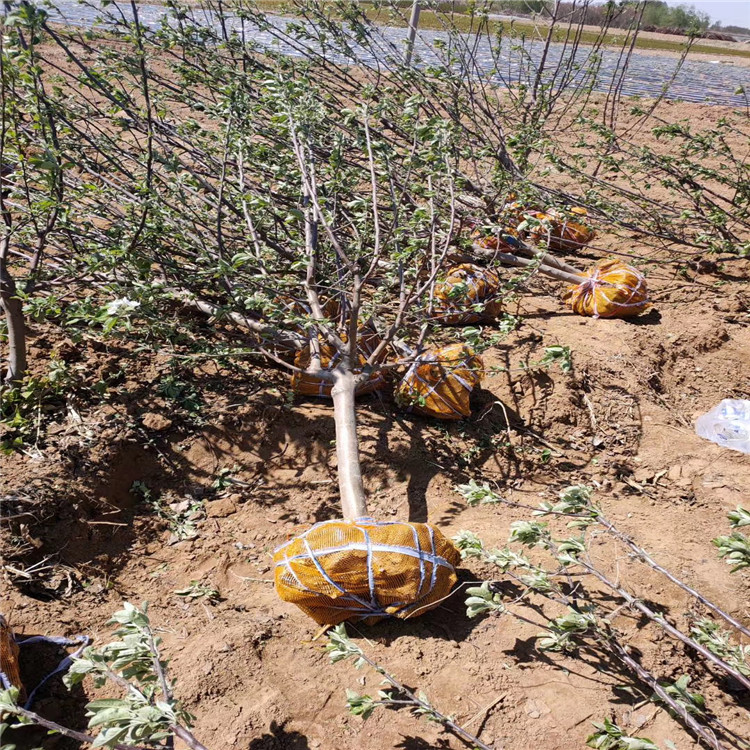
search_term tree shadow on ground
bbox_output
[384,389,527,524]
[247,721,310,749]
[396,736,453,749]
[627,308,662,326]
[357,568,492,646]
[366,340,550,523]
[1,439,164,602]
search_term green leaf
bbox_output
[464,582,504,618]
[345,689,377,720]
[90,726,128,749]
[728,506,750,528]
[452,530,484,558]
[455,479,501,506]
[0,689,20,714]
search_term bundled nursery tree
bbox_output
[3,0,747,405]
[0,0,513,504]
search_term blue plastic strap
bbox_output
[16,634,91,709]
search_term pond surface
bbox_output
[42,0,750,107]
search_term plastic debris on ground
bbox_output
[695,400,750,455]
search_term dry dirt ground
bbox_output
[1,102,750,748]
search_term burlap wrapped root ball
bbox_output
[291,328,386,398]
[433,264,503,325]
[274,519,461,625]
[563,259,650,319]
[0,615,24,703]
[470,224,520,252]
[395,343,484,420]
[525,207,595,251]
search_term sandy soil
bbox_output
[1,70,749,750]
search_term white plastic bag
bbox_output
[695,399,750,455]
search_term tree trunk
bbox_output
[473,245,586,284]
[330,368,368,520]
[0,256,26,385]
[404,0,421,66]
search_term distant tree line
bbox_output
[710,21,750,36]
[492,1,709,31]
[420,1,743,40]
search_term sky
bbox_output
[664,0,750,27]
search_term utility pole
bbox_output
[404,0,421,66]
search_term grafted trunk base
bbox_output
[331,369,368,520]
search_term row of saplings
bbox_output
[275,201,650,628]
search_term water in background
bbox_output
[38,0,750,107]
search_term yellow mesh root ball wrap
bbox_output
[0,615,24,704]
[274,518,461,626]
[395,343,484,420]
[291,329,386,398]
[470,227,519,253]
[527,208,595,251]
[564,259,650,319]
[433,264,503,325]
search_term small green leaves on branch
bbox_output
[508,520,552,549]
[653,676,706,718]
[174,582,222,604]
[518,569,554,593]
[325,624,366,669]
[458,479,750,641]
[452,529,539,574]
[327,626,492,750]
[555,536,587,565]
[345,690,380,720]
[1,604,206,750]
[455,479,503,506]
[65,609,162,693]
[586,718,659,750]
[85,697,178,748]
[713,507,750,572]
[690,619,750,677]
[728,506,750,528]
[452,484,749,747]
[485,548,535,573]
[537,609,597,653]
[62,602,201,750]
[412,692,448,725]
[557,485,593,504]
[465,583,505,618]
[0,688,22,717]
[537,345,573,373]
[712,532,750,572]
[452,529,486,558]
[535,485,600,529]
